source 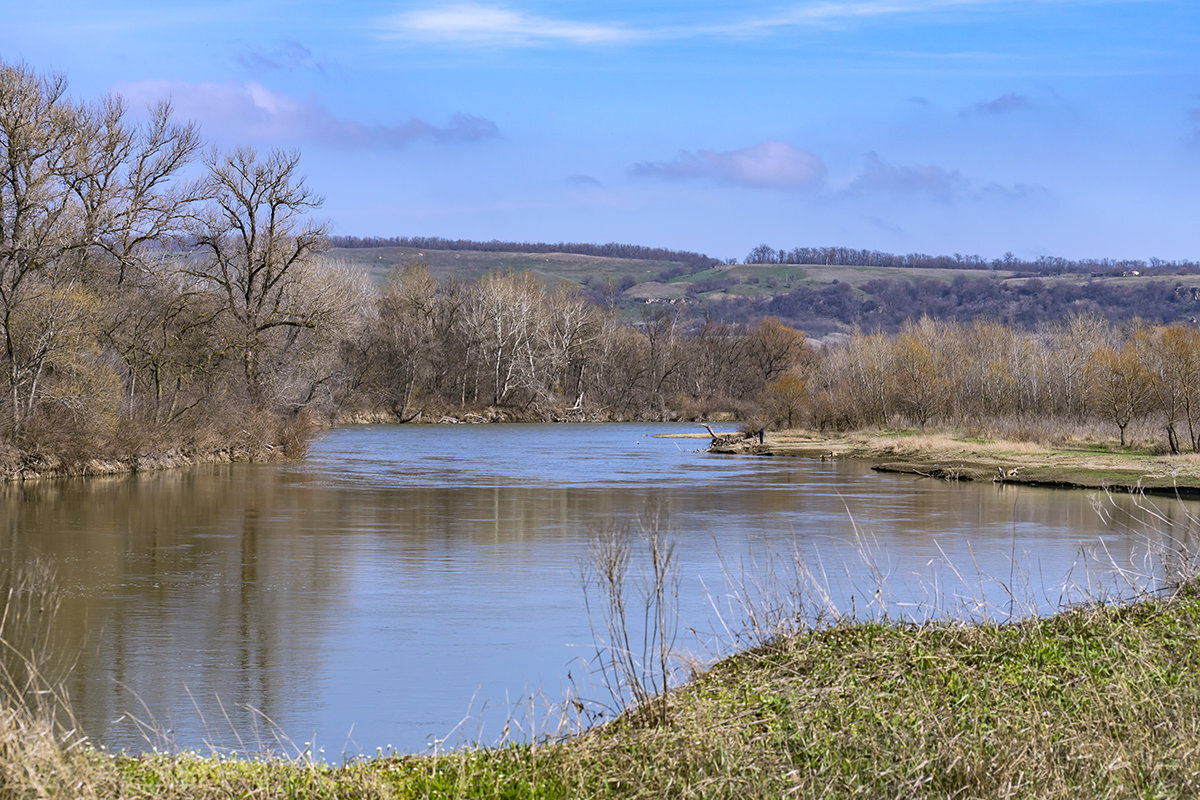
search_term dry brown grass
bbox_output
[749,425,1200,491]
[0,562,99,800]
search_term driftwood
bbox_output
[994,466,1021,482]
[703,424,761,451]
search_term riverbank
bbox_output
[0,442,301,482]
[336,406,744,426]
[705,428,1200,495]
[9,579,1200,799]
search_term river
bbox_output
[0,423,1193,757]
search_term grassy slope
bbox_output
[329,245,1200,307]
[29,580,1199,798]
[328,245,1024,297]
[667,263,1019,298]
[327,246,684,286]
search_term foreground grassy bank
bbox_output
[705,427,1200,494]
[9,581,1200,799]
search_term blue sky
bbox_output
[4,0,1199,261]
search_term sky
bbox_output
[3,0,1199,262]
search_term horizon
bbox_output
[4,1,1198,263]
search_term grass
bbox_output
[5,580,1193,799]
[327,246,683,287]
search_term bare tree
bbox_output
[75,98,202,286]
[745,317,808,387]
[542,283,601,409]
[188,147,329,403]
[0,63,90,435]
[464,271,548,407]
[1086,344,1154,447]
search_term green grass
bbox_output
[11,579,1200,798]
[327,246,685,287]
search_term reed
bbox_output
[0,562,96,799]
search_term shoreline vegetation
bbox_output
[7,575,1200,797]
[700,427,1200,495]
[6,59,1200,487]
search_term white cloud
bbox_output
[566,174,603,188]
[633,141,825,190]
[376,4,639,47]
[113,80,498,148]
[374,0,1141,48]
[712,0,1027,34]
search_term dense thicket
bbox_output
[337,263,809,423]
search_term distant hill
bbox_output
[327,244,694,288]
[328,237,1200,333]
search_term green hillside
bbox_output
[329,244,1200,332]
[328,245,684,287]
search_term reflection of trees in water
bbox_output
[0,467,345,750]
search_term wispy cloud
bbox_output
[377,4,640,46]
[113,80,499,148]
[375,1,1140,48]
[848,152,1046,202]
[633,141,825,190]
[981,181,1049,201]
[964,91,1033,115]
[237,40,327,74]
[700,0,1005,36]
[566,174,603,188]
[850,152,967,201]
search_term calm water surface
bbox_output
[1,423,1194,756]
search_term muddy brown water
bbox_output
[1,423,1195,756]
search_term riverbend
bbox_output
[1,422,1195,766]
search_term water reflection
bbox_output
[0,423,1194,755]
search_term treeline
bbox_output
[0,61,360,469]
[344,268,1200,456]
[9,59,1200,469]
[744,243,1200,275]
[329,235,719,272]
[338,264,807,423]
[706,275,1200,335]
[800,316,1200,454]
